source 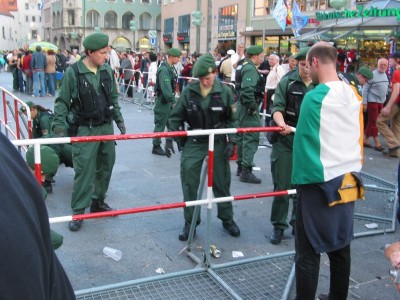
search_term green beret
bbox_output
[167,48,182,57]
[358,67,373,80]
[294,47,310,61]
[20,101,34,113]
[286,52,292,57]
[83,32,109,51]
[247,46,264,56]
[192,54,216,78]
[26,146,60,177]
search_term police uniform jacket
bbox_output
[52,59,123,131]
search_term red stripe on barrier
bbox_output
[71,202,186,221]
[234,190,289,201]
[35,163,42,185]
[207,150,214,187]
[69,131,188,143]
[236,127,282,134]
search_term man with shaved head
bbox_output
[292,41,364,300]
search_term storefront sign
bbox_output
[316,5,400,21]
[217,31,236,39]
[163,33,173,44]
[177,32,189,43]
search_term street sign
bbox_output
[148,30,157,39]
[150,38,157,46]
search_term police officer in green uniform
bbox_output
[165,54,240,241]
[26,145,64,249]
[268,47,317,245]
[21,101,72,193]
[152,48,181,156]
[236,45,264,184]
[20,101,54,138]
[52,32,126,232]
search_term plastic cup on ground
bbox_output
[103,247,122,261]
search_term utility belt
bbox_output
[79,120,111,128]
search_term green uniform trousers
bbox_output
[236,102,261,168]
[153,97,173,146]
[71,123,115,214]
[50,229,63,249]
[270,137,296,230]
[181,139,233,224]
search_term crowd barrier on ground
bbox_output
[3,87,398,299]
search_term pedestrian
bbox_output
[21,50,33,95]
[0,132,75,299]
[292,41,364,300]
[376,52,400,158]
[359,63,389,151]
[165,53,240,241]
[151,47,181,156]
[45,50,57,96]
[31,45,47,97]
[236,45,265,184]
[52,32,126,232]
[268,47,317,245]
[265,53,286,125]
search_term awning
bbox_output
[289,28,331,41]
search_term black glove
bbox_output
[224,142,235,160]
[54,127,64,137]
[165,139,175,158]
[117,122,126,134]
[247,102,258,116]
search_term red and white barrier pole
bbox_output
[49,189,297,224]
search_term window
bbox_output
[299,0,327,11]
[68,10,75,25]
[104,11,118,29]
[163,0,168,4]
[32,30,37,38]
[26,16,29,22]
[122,12,134,29]
[178,15,190,32]
[157,0,161,4]
[32,16,36,22]
[164,17,173,33]
[124,0,133,3]
[254,0,276,16]
[37,3,40,9]
[140,13,151,30]
[142,0,150,3]
[156,14,161,30]
[86,10,100,28]
[25,3,28,9]
[2,27,5,39]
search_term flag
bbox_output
[291,1,309,36]
[285,1,292,25]
[273,0,288,32]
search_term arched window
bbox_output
[122,12,134,30]
[52,12,56,28]
[156,14,161,30]
[140,13,152,30]
[104,11,118,29]
[86,10,100,28]
[57,11,61,28]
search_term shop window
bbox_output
[164,17,173,33]
[68,10,75,26]
[105,11,118,28]
[122,12,134,29]
[86,10,100,28]
[178,15,190,32]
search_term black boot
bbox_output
[269,228,284,245]
[236,164,242,176]
[90,200,113,213]
[240,167,261,184]
[69,220,83,231]
[152,145,166,156]
[222,220,241,237]
[42,180,53,194]
[178,223,196,241]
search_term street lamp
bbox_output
[191,10,202,53]
[130,19,137,51]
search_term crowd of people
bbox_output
[2,34,399,299]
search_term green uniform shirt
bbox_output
[156,61,177,103]
[52,60,123,131]
[240,58,261,106]
[168,79,237,142]
[33,111,53,138]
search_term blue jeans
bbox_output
[45,73,56,96]
[33,70,45,97]
[17,69,24,92]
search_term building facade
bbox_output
[43,0,161,52]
